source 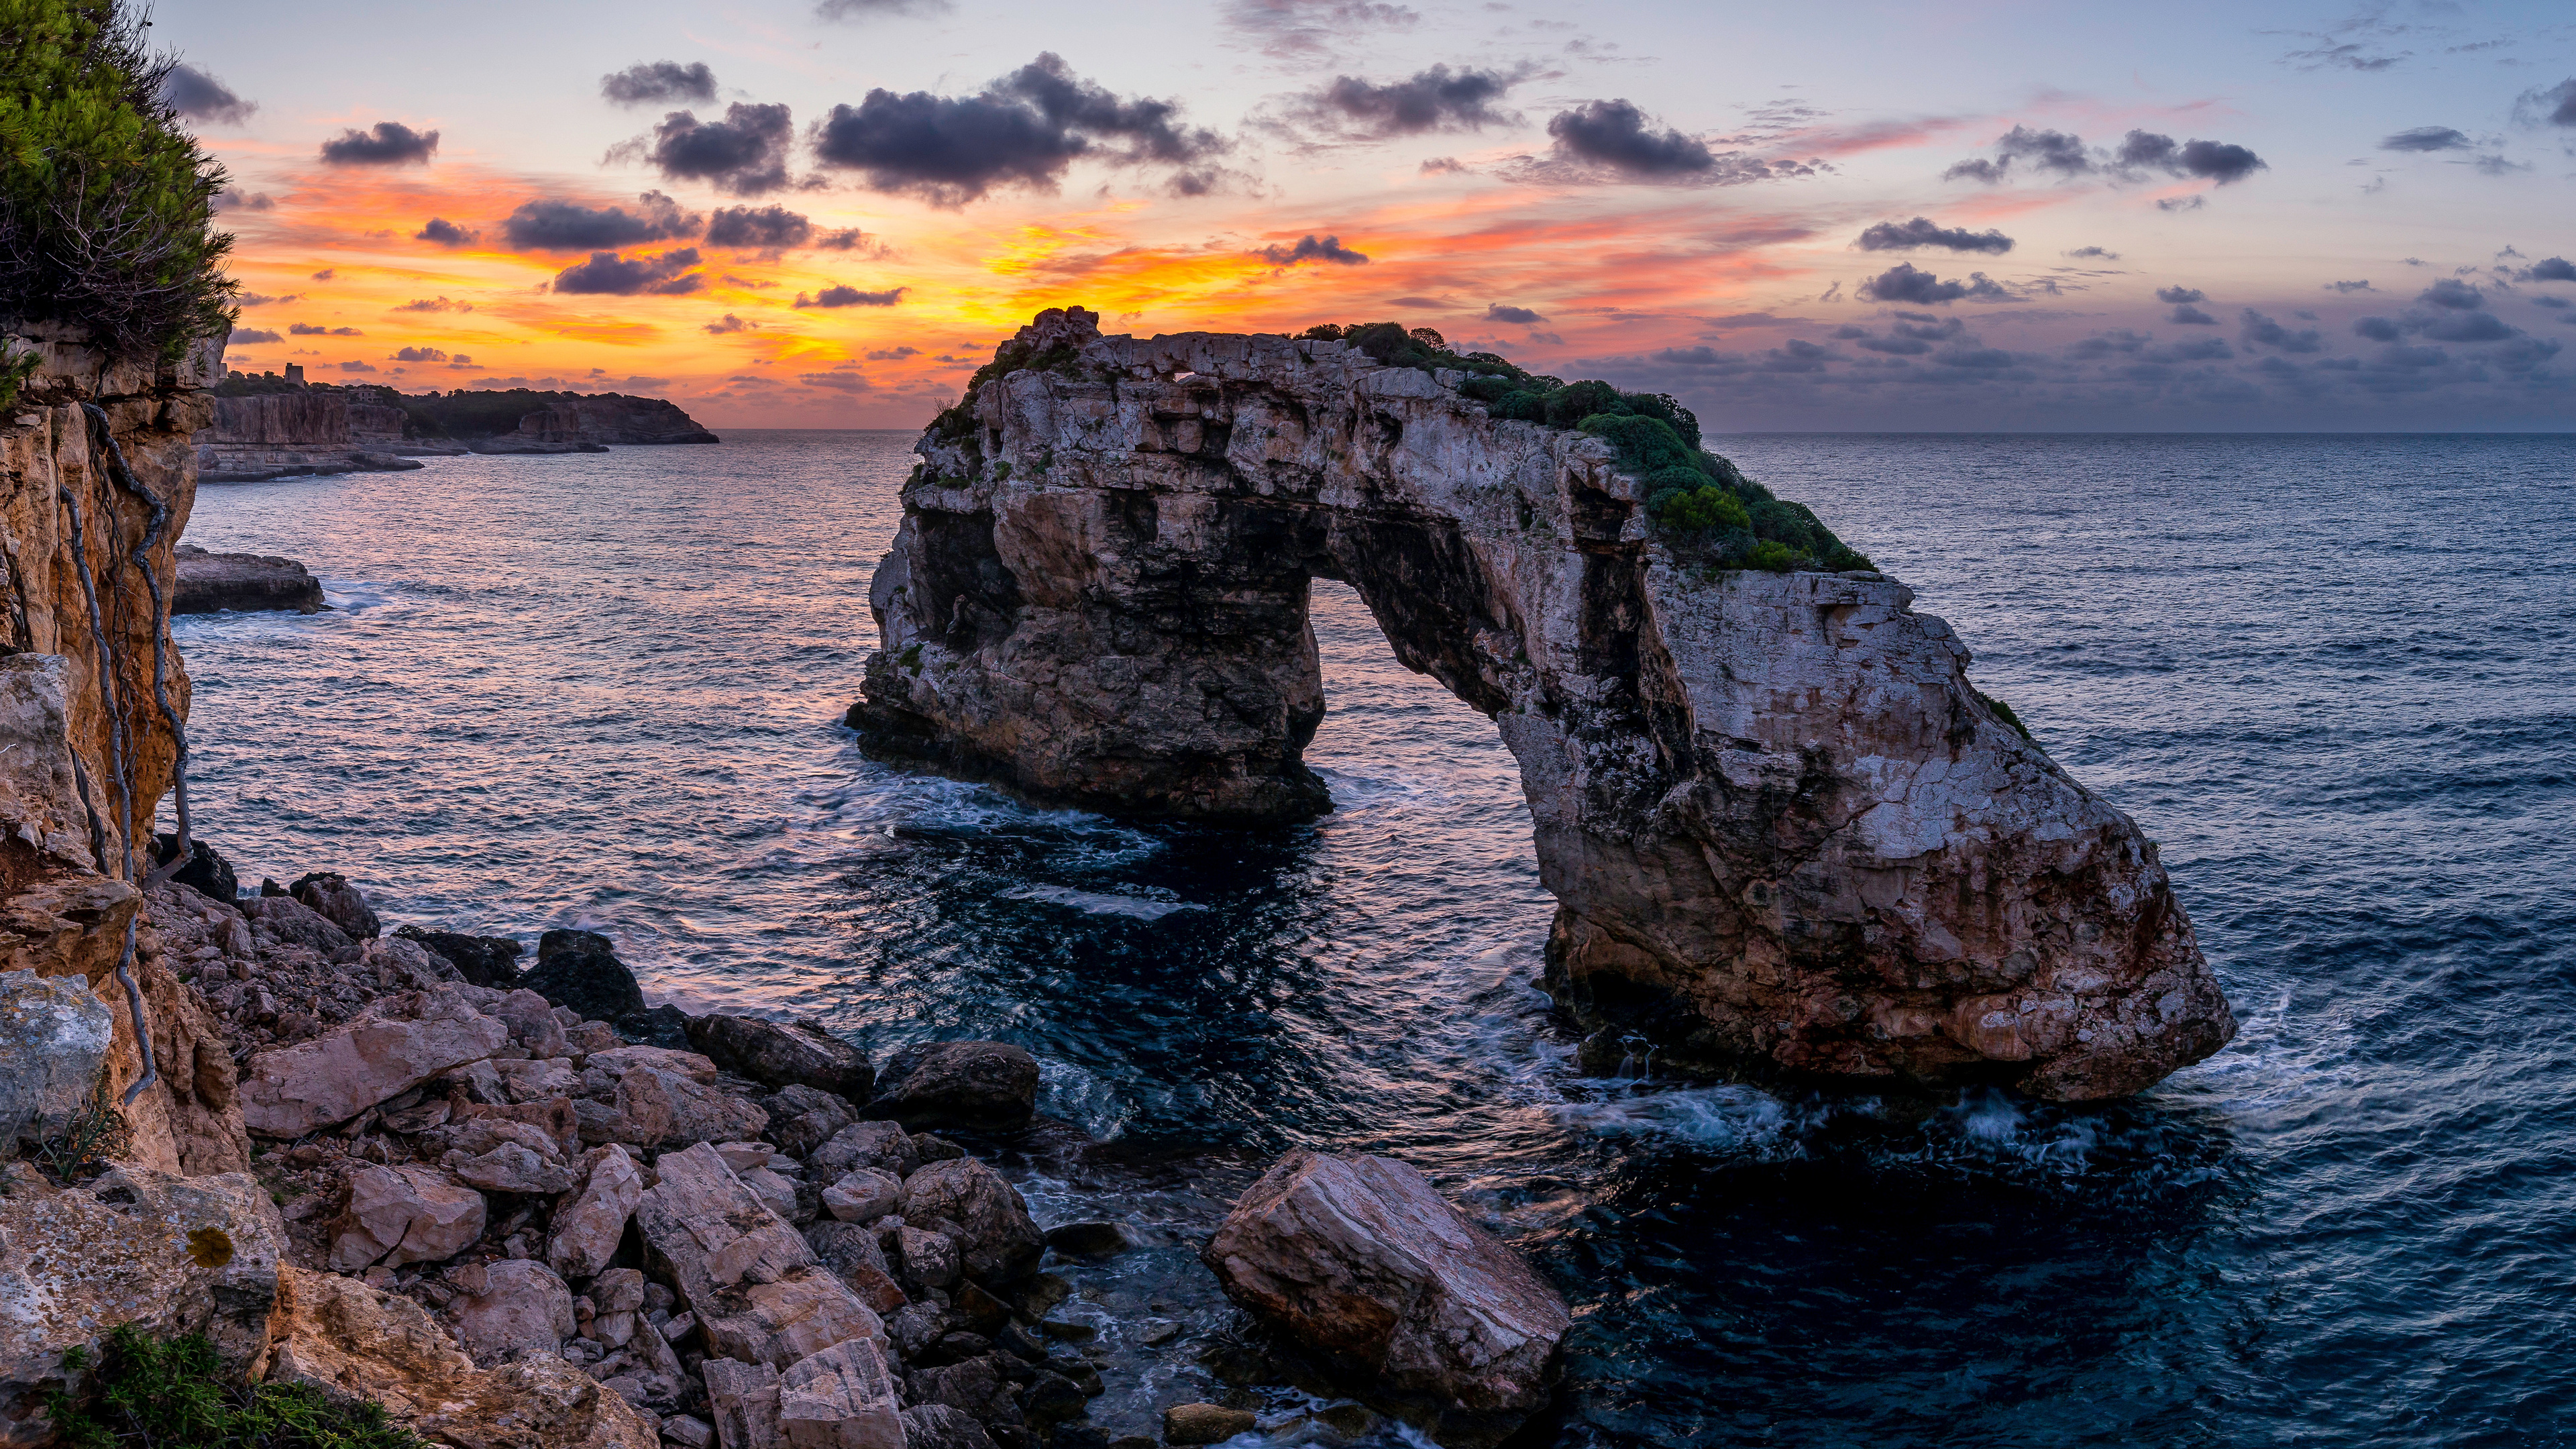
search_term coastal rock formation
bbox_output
[192,392,425,484]
[849,307,2235,1100]
[1205,1150,1571,1449]
[193,384,716,480]
[171,544,325,613]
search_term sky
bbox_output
[160,0,2576,431]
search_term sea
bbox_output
[170,431,2576,1448]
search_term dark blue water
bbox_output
[172,432,2576,1447]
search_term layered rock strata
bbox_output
[849,307,2235,1100]
[193,392,425,484]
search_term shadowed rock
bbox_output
[172,544,326,613]
[521,928,645,1024]
[392,925,525,987]
[847,307,2234,1101]
[689,1013,875,1099]
[869,1041,1038,1133]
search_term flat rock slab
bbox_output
[172,544,325,614]
[239,988,508,1136]
[1204,1150,1571,1449]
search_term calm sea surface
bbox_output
[173,431,2576,1448]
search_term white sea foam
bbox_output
[1006,883,1203,920]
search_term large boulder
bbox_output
[288,870,381,940]
[394,925,525,989]
[449,1258,578,1366]
[238,893,354,957]
[633,1142,881,1368]
[688,1015,874,1099]
[777,1338,904,1449]
[897,1159,1041,1285]
[0,968,114,1152]
[519,929,645,1025]
[0,1167,285,1448]
[549,1146,645,1280]
[702,1358,782,1449]
[1203,1150,1571,1449]
[329,1164,487,1271]
[171,545,326,615]
[868,1041,1038,1133]
[150,833,240,908]
[239,989,508,1136]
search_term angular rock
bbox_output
[702,1358,783,1449]
[498,988,572,1058]
[522,928,647,1024]
[894,1228,959,1293]
[451,1258,578,1365]
[688,1014,875,1099]
[869,1041,1038,1134]
[551,1146,647,1280]
[289,870,381,939]
[899,1158,1042,1285]
[1162,1405,1255,1446]
[151,833,240,908]
[633,1143,881,1368]
[765,1083,859,1159]
[665,1417,716,1449]
[809,1122,918,1181]
[0,967,114,1150]
[589,1065,769,1149]
[822,1169,902,1226]
[1203,1150,1570,1449]
[802,1220,908,1316]
[239,988,509,1136]
[899,1405,997,1449]
[0,1166,284,1444]
[329,1163,487,1271]
[239,892,355,957]
[740,1164,804,1226]
[447,1140,579,1194]
[777,1338,904,1449]
[395,924,525,988]
[905,1356,1020,1430]
[620,1002,695,1051]
[1038,1222,1131,1262]
[845,307,2235,1101]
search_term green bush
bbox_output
[0,0,237,362]
[1974,688,2036,743]
[48,1326,423,1449]
[1653,486,1750,535]
[1746,540,1801,572]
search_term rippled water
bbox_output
[174,431,2576,1447]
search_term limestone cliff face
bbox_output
[0,322,246,1173]
[507,396,718,447]
[850,308,2235,1100]
[194,392,426,483]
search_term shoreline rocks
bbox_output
[172,544,326,614]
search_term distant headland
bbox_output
[199,364,718,483]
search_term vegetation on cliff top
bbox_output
[0,0,237,364]
[48,1327,421,1449]
[215,371,678,440]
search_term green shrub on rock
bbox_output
[48,1326,423,1449]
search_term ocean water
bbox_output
[172,431,2576,1448]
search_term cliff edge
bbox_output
[848,307,2236,1101]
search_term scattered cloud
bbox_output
[1857,262,2010,305]
[2240,309,2323,353]
[602,61,717,107]
[1540,99,1813,184]
[704,314,759,333]
[392,297,471,313]
[2155,286,2206,305]
[394,346,451,363]
[503,193,700,252]
[1283,64,1526,141]
[816,0,952,19]
[610,103,796,197]
[225,328,282,345]
[415,217,477,248]
[1485,303,1545,324]
[288,323,362,335]
[797,368,874,392]
[813,52,1232,206]
[1419,156,1466,175]
[2522,257,2576,282]
[319,121,439,166]
[2512,78,2576,129]
[1222,0,1420,59]
[213,190,274,213]
[339,361,378,373]
[866,345,920,360]
[1256,233,1368,266]
[2381,126,2471,152]
[2170,305,2218,325]
[2065,246,2120,260]
[1943,125,2090,182]
[706,205,813,250]
[552,248,704,296]
[816,227,881,252]
[1947,126,2263,186]
[2157,196,2206,212]
[2328,279,2374,293]
[794,284,908,307]
[1855,216,2013,254]
[160,64,254,125]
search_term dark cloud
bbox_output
[1291,64,1524,140]
[2416,310,2514,342]
[816,227,879,252]
[812,53,1230,205]
[551,248,704,296]
[1419,156,1466,175]
[2418,278,2484,309]
[2115,130,2266,184]
[2381,126,2471,152]
[704,314,759,333]
[1257,233,1367,266]
[311,268,334,280]
[2157,196,2206,213]
[237,293,298,306]
[288,323,361,335]
[319,121,439,166]
[706,205,813,250]
[226,328,282,345]
[2522,257,2576,282]
[2354,316,2402,341]
[1222,0,1420,59]
[867,346,920,360]
[2170,305,2218,325]
[1857,262,2010,305]
[2155,286,2206,305]
[2534,296,2572,310]
[602,62,718,107]
[2513,78,2576,129]
[798,370,873,393]
[620,103,795,197]
[1485,303,1545,324]
[339,361,377,373]
[1387,297,1446,309]
[213,190,274,213]
[2239,309,2323,353]
[1944,125,2090,183]
[2329,279,2374,293]
[394,346,450,363]
[1855,216,2013,254]
[1547,99,1712,177]
[2065,246,2120,260]
[415,217,478,248]
[794,284,907,307]
[393,297,470,312]
[160,64,255,125]
[502,193,701,252]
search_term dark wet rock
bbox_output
[152,833,239,907]
[1161,1405,1254,1446]
[899,1404,998,1449]
[238,893,355,956]
[394,925,524,988]
[1020,1371,1085,1426]
[617,1003,693,1051]
[899,1159,1043,1285]
[1039,1222,1132,1262]
[688,1014,874,1099]
[289,870,381,939]
[766,1083,860,1158]
[1203,1150,1570,1449]
[912,1134,965,1163]
[869,1042,1038,1134]
[517,928,646,1024]
[810,1121,920,1181]
[906,1356,1022,1430]
[171,543,327,614]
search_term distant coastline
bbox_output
[198,365,718,482]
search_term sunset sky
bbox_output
[164,0,2575,430]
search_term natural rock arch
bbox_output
[849,309,2235,1100]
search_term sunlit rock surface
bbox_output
[849,307,2235,1099]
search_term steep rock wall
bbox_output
[849,308,2235,1100]
[193,391,423,483]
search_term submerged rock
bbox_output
[869,1040,1038,1133]
[171,544,327,613]
[847,307,2234,1100]
[1203,1150,1570,1449]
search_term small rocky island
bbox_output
[197,367,718,484]
[172,544,325,614]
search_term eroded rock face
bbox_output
[1203,1150,1568,1449]
[847,307,2234,1100]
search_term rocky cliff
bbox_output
[195,388,717,481]
[849,307,2235,1102]
[195,392,425,483]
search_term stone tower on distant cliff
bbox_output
[850,308,2235,1101]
